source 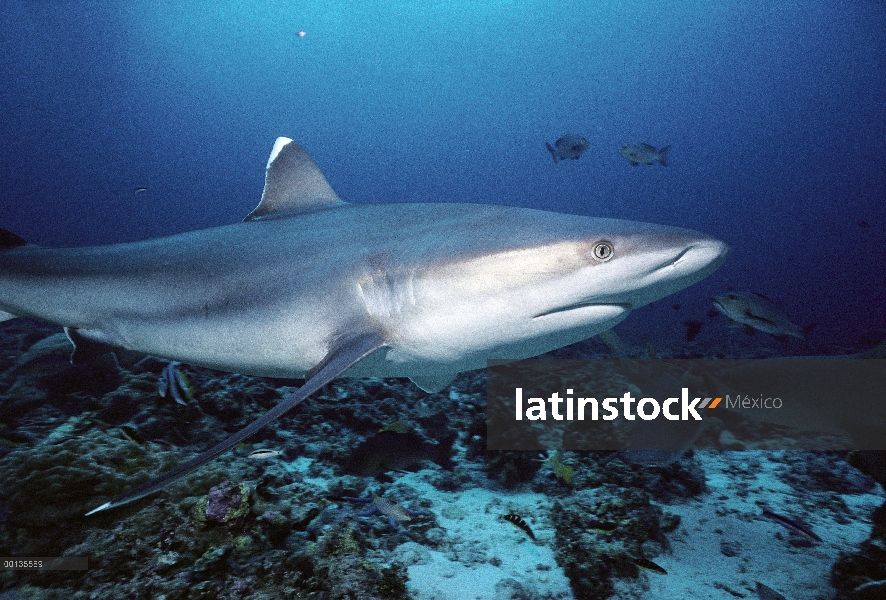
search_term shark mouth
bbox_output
[531,302,632,320]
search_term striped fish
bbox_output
[502,514,535,540]
[634,557,667,575]
[375,497,413,524]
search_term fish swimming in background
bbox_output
[633,557,667,575]
[545,134,589,163]
[343,430,455,477]
[761,508,822,542]
[683,319,703,342]
[589,521,618,534]
[246,449,283,460]
[378,420,411,434]
[619,143,670,167]
[548,450,573,484]
[157,361,194,406]
[713,292,809,340]
[343,495,426,529]
[502,513,536,540]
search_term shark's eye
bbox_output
[592,241,614,262]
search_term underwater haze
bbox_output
[1,0,885,349]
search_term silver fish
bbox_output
[247,449,282,460]
[713,292,806,340]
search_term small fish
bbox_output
[761,509,822,542]
[545,134,589,163]
[344,430,455,477]
[619,143,670,166]
[373,496,413,524]
[343,495,424,529]
[549,450,573,484]
[589,521,618,534]
[756,581,787,600]
[247,449,283,460]
[133,187,148,195]
[379,420,411,434]
[683,319,703,342]
[713,292,808,340]
[119,425,146,445]
[633,557,667,575]
[158,361,195,405]
[48,434,85,446]
[502,513,536,540]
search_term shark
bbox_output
[0,137,729,514]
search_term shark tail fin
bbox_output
[658,145,671,167]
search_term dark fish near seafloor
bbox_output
[343,430,455,476]
[545,134,589,163]
[761,509,822,542]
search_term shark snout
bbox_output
[617,232,729,310]
[668,238,730,272]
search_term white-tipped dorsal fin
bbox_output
[243,137,343,221]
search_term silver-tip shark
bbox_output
[0,137,729,514]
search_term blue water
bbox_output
[2,0,885,349]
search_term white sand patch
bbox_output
[394,475,571,599]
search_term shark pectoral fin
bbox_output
[243,137,343,221]
[408,371,457,394]
[85,331,386,516]
[64,327,122,364]
[0,311,16,323]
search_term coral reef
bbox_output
[552,486,680,599]
[1,323,882,599]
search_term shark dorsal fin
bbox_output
[243,137,343,221]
